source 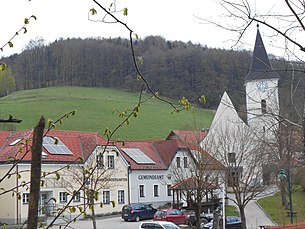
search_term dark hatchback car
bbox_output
[122,203,158,222]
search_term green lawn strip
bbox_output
[225,205,239,216]
[0,86,213,140]
[257,190,305,225]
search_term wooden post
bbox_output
[27,116,45,228]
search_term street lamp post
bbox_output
[278,169,293,224]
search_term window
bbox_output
[169,209,182,215]
[205,175,209,182]
[73,191,81,202]
[140,223,163,228]
[261,99,266,114]
[227,167,243,187]
[228,153,236,164]
[176,157,181,168]
[153,185,159,197]
[139,185,145,197]
[118,190,125,204]
[167,185,172,196]
[59,192,67,203]
[103,191,110,204]
[10,138,22,146]
[183,156,188,168]
[96,153,104,168]
[107,155,115,169]
[23,193,29,204]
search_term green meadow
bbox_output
[0,87,214,140]
[257,190,305,225]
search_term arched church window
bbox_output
[261,99,266,114]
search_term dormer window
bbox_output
[261,99,266,114]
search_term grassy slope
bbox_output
[225,205,239,216]
[257,190,305,225]
[0,87,214,140]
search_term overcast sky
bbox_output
[1,0,301,59]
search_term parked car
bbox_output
[202,216,242,229]
[138,221,181,229]
[153,208,188,225]
[186,211,213,227]
[121,203,157,222]
[226,216,242,229]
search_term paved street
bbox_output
[245,198,276,229]
[227,187,278,229]
[47,215,144,229]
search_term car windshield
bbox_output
[155,210,167,216]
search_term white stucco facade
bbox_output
[128,169,172,208]
[245,78,279,137]
[0,145,130,225]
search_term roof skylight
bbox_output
[9,138,22,146]
[122,148,155,164]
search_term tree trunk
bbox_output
[239,206,247,229]
[213,208,221,229]
[194,207,201,229]
[280,180,288,208]
[27,116,45,228]
[89,190,97,229]
[302,109,305,164]
[91,207,97,229]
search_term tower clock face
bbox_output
[256,81,268,91]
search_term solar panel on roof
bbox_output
[122,148,155,164]
[43,136,73,155]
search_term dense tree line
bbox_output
[1,36,303,112]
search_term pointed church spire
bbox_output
[245,24,279,81]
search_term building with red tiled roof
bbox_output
[166,130,208,145]
[0,129,225,225]
[0,129,129,225]
[0,129,106,163]
[114,136,225,209]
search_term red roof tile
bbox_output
[115,140,167,170]
[152,140,181,167]
[0,130,106,163]
[171,176,218,190]
[0,129,224,172]
[166,130,208,145]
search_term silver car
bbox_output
[138,221,181,229]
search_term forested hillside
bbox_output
[1,35,302,114]
[2,36,252,109]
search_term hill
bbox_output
[0,87,214,140]
[1,36,253,110]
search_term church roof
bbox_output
[209,92,247,130]
[245,25,280,82]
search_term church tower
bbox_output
[245,25,280,135]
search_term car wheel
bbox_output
[135,215,140,222]
[200,219,208,228]
[124,219,128,222]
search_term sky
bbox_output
[1,0,303,60]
